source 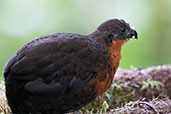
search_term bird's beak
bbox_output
[126,29,138,39]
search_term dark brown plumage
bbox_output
[3,19,138,114]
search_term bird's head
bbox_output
[97,19,138,43]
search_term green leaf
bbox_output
[105,92,111,101]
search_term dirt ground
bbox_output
[0,65,171,114]
[109,65,171,114]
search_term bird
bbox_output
[3,19,138,114]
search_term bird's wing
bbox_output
[4,33,109,95]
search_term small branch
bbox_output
[138,101,159,114]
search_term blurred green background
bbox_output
[0,0,171,81]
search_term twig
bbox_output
[138,101,159,114]
[0,104,6,114]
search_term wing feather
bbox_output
[4,33,108,96]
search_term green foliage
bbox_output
[102,101,109,113]
[110,84,133,107]
[105,92,111,101]
[140,79,164,91]
[75,100,109,114]
[0,81,4,85]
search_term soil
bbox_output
[110,97,171,114]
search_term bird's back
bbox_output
[4,33,111,114]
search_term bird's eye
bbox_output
[121,28,126,33]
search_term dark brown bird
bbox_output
[3,19,138,114]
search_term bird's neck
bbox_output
[109,40,127,76]
[90,30,128,74]
[91,30,128,75]
[89,30,107,44]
